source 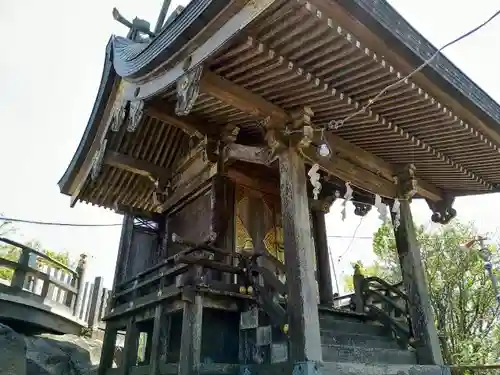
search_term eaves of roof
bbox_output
[57,39,116,195]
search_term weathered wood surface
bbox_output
[311,208,334,305]
[278,147,322,362]
[0,237,109,334]
[392,199,443,365]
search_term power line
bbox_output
[329,7,500,130]
[0,217,122,228]
[337,215,367,261]
[328,235,372,240]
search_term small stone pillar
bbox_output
[73,253,88,316]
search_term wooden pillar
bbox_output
[98,323,118,375]
[112,215,134,294]
[149,304,164,375]
[122,318,140,375]
[311,204,334,305]
[11,247,30,290]
[352,264,365,314]
[70,253,87,315]
[393,165,443,365]
[87,276,104,329]
[279,145,322,363]
[178,290,203,375]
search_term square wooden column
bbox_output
[178,291,203,375]
[393,166,443,365]
[279,146,323,364]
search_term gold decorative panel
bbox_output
[234,186,284,264]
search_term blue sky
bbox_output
[0,0,499,290]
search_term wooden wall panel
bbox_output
[167,190,213,256]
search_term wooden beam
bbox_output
[199,69,444,202]
[145,104,210,138]
[200,70,288,124]
[323,132,444,202]
[104,151,170,179]
[157,162,217,214]
[299,146,397,198]
[226,168,279,196]
[225,144,269,165]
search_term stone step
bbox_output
[322,344,417,365]
[322,362,449,375]
[320,318,390,337]
[318,307,371,323]
[321,331,399,349]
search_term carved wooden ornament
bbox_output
[109,82,128,132]
[91,139,108,181]
[109,98,127,132]
[175,65,203,116]
[127,100,144,132]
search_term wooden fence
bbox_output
[0,237,109,330]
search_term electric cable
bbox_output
[337,215,367,261]
[328,235,372,240]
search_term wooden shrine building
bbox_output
[59,1,500,374]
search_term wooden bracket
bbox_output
[309,196,335,213]
[426,196,457,224]
[394,164,418,200]
[353,202,372,217]
[289,107,315,148]
[221,125,240,144]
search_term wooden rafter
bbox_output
[197,68,444,201]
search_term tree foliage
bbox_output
[346,220,500,365]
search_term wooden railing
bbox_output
[348,266,414,348]
[240,252,289,330]
[0,237,109,331]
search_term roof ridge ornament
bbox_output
[112,7,155,40]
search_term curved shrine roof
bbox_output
[59,0,500,214]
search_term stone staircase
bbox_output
[318,308,448,375]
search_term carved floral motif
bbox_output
[175,65,203,116]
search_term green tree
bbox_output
[346,221,499,365]
[0,218,20,280]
